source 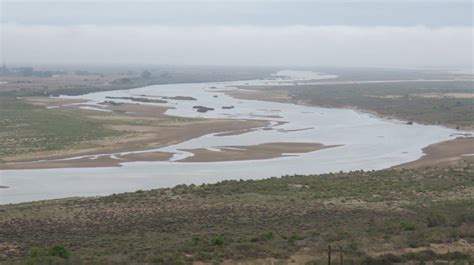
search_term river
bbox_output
[0,71,466,204]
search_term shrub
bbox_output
[26,245,70,265]
[211,235,224,246]
[262,231,274,241]
[426,213,447,227]
[400,222,416,231]
[49,245,70,259]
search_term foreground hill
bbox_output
[1,163,473,264]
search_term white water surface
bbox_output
[0,71,469,204]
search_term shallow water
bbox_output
[0,71,467,204]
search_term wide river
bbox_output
[0,71,468,204]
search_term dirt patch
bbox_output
[179,142,341,162]
[394,137,474,169]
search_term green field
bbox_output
[1,164,473,264]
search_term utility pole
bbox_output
[339,246,343,265]
[326,245,345,265]
[328,245,332,265]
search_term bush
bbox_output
[400,222,416,231]
[262,231,274,241]
[26,245,70,265]
[426,213,447,227]
[211,235,224,246]
[49,245,70,259]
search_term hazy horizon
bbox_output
[1,1,473,69]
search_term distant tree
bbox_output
[18,67,34,76]
[74,70,90,76]
[160,71,172,78]
[140,70,152,79]
[0,63,9,75]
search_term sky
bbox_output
[0,1,473,68]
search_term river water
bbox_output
[0,71,466,204]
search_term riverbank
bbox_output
[1,164,472,264]
[393,137,474,169]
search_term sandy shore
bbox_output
[180,142,340,162]
[393,137,474,169]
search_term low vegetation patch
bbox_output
[0,97,120,157]
[1,164,473,264]
[254,80,474,128]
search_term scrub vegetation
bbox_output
[1,163,473,264]
[0,97,120,157]
[249,80,474,129]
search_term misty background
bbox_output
[1,1,473,69]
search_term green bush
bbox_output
[25,245,70,265]
[48,245,70,259]
[211,235,224,246]
[400,222,416,231]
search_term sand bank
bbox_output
[394,137,474,168]
[179,142,340,162]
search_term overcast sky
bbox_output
[1,1,473,69]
